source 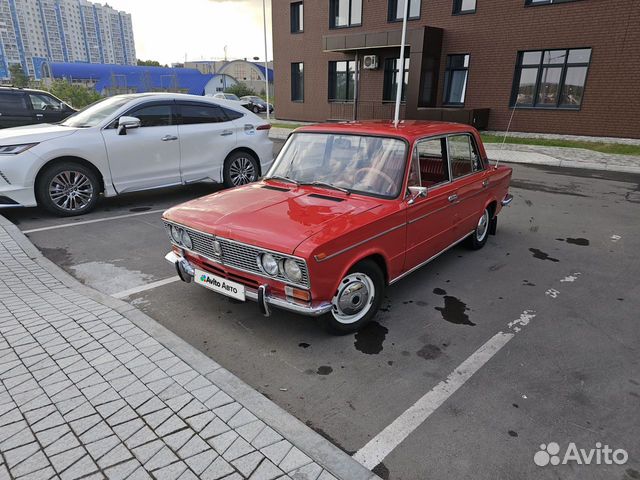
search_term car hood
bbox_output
[163,182,382,255]
[0,123,78,145]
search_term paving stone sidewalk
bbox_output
[484,144,640,174]
[0,220,377,480]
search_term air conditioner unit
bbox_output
[363,55,378,70]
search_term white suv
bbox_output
[0,93,273,216]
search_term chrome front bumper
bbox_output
[165,251,332,318]
[501,193,514,206]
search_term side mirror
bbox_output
[407,186,427,205]
[117,116,141,135]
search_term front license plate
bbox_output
[194,269,246,301]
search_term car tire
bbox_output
[223,151,259,188]
[323,260,385,335]
[36,162,100,217]
[252,106,260,114]
[466,207,491,250]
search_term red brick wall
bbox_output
[272,0,640,138]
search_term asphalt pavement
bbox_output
[3,141,639,480]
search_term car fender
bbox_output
[336,247,392,287]
[30,130,114,196]
[484,166,512,217]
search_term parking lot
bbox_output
[4,140,639,480]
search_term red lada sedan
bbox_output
[163,121,513,333]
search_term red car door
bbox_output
[446,133,488,238]
[404,136,459,273]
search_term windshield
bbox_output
[226,94,240,101]
[61,96,133,128]
[268,133,408,198]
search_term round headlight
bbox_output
[170,225,182,244]
[260,253,279,276]
[283,258,303,283]
[181,230,193,250]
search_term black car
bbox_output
[0,87,76,128]
[240,95,274,114]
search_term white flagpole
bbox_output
[263,0,271,122]
[393,0,410,127]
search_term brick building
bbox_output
[272,0,640,138]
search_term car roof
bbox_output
[295,120,476,142]
[112,92,244,106]
[0,86,53,94]
[102,93,250,119]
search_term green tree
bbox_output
[44,80,103,109]
[137,59,164,67]
[9,64,29,87]
[224,82,256,98]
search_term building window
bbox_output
[291,63,304,102]
[383,57,410,101]
[443,54,469,106]
[452,0,476,14]
[328,60,356,101]
[329,0,362,28]
[291,2,303,33]
[388,0,420,21]
[511,48,591,108]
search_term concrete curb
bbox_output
[0,214,380,480]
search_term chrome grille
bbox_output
[163,221,310,287]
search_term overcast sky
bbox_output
[105,0,273,65]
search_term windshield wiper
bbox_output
[299,181,350,195]
[265,175,299,186]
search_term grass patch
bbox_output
[480,134,640,156]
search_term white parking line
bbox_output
[355,270,584,468]
[22,209,166,234]
[112,276,180,299]
[353,331,515,469]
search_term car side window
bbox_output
[408,146,421,188]
[222,107,243,121]
[471,137,484,171]
[180,104,227,124]
[128,104,172,127]
[415,138,450,188]
[0,92,28,112]
[29,93,63,111]
[448,134,475,179]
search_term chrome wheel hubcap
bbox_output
[49,171,94,212]
[332,273,375,324]
[476,210,489,242]
[229,157,256,186]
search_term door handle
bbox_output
[36,114,44,118]
[482,179,489,188]
[161,135,178,141]
[448,194,458,203]
[221,130,233,136]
